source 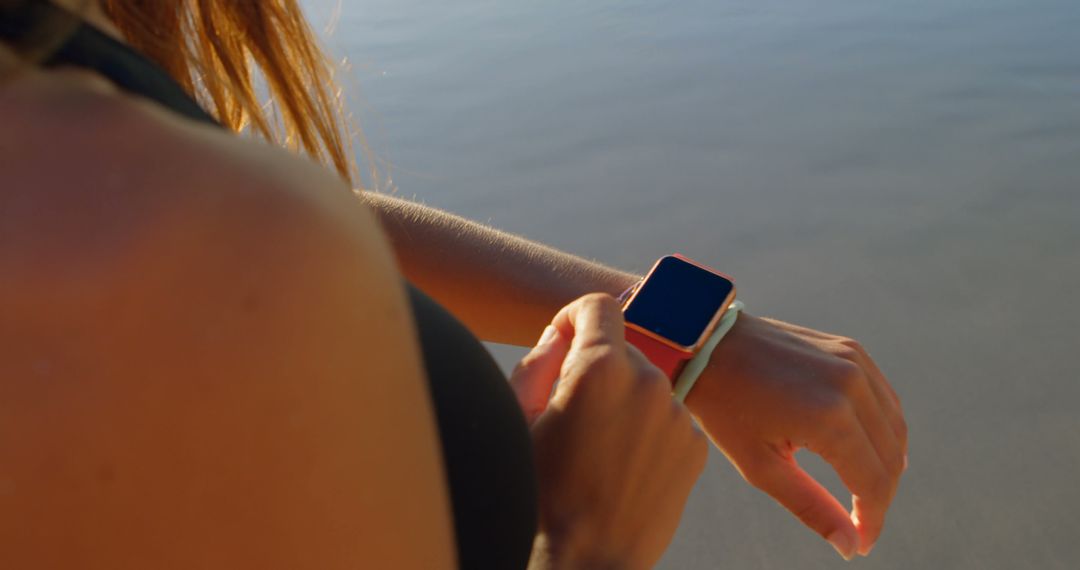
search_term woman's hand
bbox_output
[685,314,908,560]
[511,294,708,569]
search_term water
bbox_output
[310,0,1080,567]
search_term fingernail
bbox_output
[826,530,857,561]
[537,326,558,347]
[903,454,909,472]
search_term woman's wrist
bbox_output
[682,311,754,413]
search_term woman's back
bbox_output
[0,69,456,569]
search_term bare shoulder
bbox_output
[0,71,453,568]
[1,67,384,312]
[0,70,403,359]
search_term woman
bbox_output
[0,0,906,567]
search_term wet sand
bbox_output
[321,0,1080,566]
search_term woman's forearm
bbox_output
[363,193,907,560]
[363,192,639,346]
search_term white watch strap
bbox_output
[671,300,745,403]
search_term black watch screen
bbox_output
[623,256,735,347]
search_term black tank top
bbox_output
[2,3,538,568]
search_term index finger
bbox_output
[816,409,893,556]
[549,293,626,351]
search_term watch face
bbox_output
[623,256,735,348]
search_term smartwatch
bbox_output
[620,254,737,380]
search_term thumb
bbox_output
[744,451,860,560]
[510,325,571,424]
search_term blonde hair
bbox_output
[102,0,359,185]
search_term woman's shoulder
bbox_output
[0,67,377,302]
[0,66,405,372]
[0,69,455,567]
[0,65,355,212]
